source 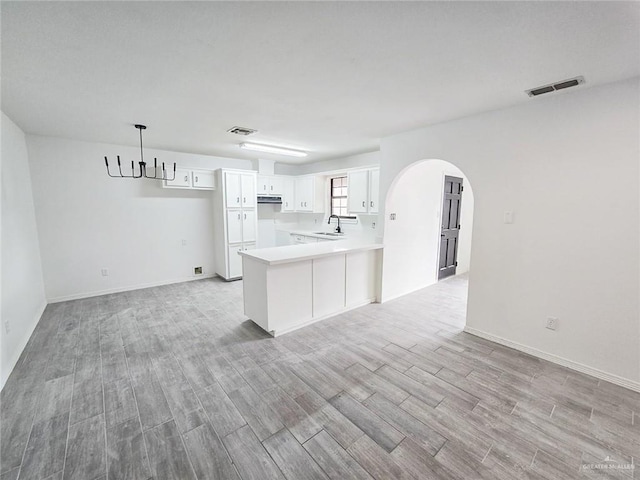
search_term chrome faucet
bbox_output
[328,214,341,233]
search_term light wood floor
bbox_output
[1,274,638,479]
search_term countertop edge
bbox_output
[239,242,384,266]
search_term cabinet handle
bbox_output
[285,202,288,207]
[304,202,307,207]
[195,176,199,182]
[184,175,188,182]
[243,197,246,203]
[244,213,247,220]
[270,185,273,190]
[362,201,365,207]
[370,201,374,207]
[236,197,240,204]
[263,184,267,190]
[237,213,241,220]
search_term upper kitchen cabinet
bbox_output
[257,175,284,195]
[282,177,295,212]
[225,171,256,208]
[347,168,380,214]
[294,175,325,213]
[164,168,216,190]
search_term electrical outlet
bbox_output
[390,213,397,220]
[182,239,187,246]
[546,317,559,330]
[371,222,376,229]
[4,321,10,334]
[101,268,109,277]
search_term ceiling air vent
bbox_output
[227,126,258,136]
[526,76,585,97]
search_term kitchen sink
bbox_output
[313,232,345,237]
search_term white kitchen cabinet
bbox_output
[225,172,243,207]
[369,168,380,213]
[227,210,243,244]
[192,170,215,189]
[294,175,325,213]
[291,234,319,244]
[347,168,380,215]
[165,168,192,188]
[228,243,256,279]
[282,177,295,212]
[241,174,256,207]
[347,170,369,213]
[242,210,257,242]
[213,169,258,280]
[257,175,284,195]
[164,168,215,190]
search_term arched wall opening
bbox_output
[380,159,475,304]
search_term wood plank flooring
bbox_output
[1,274,638,479]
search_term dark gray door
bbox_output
[438,175,463,280]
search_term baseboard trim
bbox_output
[1,301,47,391]
[48,274,216,303]
[380,282,436,304]
[463,326,640,393]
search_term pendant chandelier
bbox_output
[104,124,176,180]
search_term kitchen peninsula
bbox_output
[239,239,383,336]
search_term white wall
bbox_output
[1,113,47,389]
[27,135,252,302]
[383,160,473,301]
[378,78,640,387]
[275,150,380,176]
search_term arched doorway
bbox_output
[380,159,475,319]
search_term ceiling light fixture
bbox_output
[240,142,307,158]
[104,124,176,180]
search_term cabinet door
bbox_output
[295,176,313,211]
[257,175,270,195]
[242,210,256,243]
[165,168,192,188]
[269,176,284,195]
[369,169,380,213]
[282,177,295,212]
[241,174,256,207]
[348,170,369,213]
[226,210,243,244]
[192,170,215,189]
[228,244,243,279]
[225,172,242,207]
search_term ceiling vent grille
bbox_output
[227,126,258,136]
[526,76,585,97]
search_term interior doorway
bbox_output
[438,175,463,280]
[380,159,474,308]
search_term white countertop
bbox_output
[238,239,384,266]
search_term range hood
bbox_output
[257,195,282,204]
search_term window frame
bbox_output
[329,175,356,220]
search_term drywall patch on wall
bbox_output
[27,135,252,301]
[1,112,47,389]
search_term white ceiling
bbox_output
[2,1,639,164]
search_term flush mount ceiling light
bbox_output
[239,142,307,158]
[526,76,585,97]
[104,124,176,180]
